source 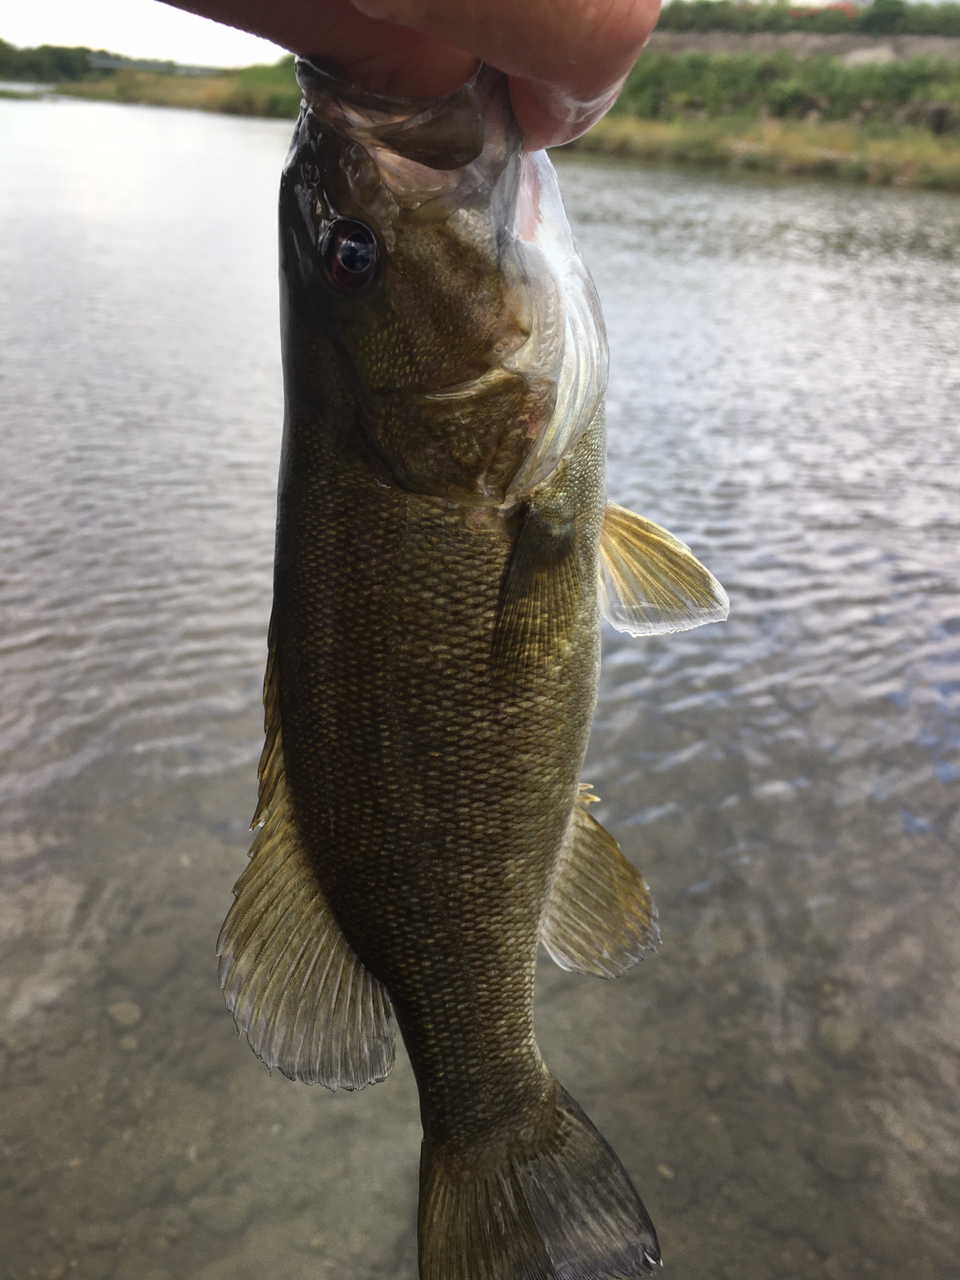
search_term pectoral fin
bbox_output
[541,786,659,978]
[599,501,729,636]
[218,622,397,1090]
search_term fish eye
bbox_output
[321,219,379,293]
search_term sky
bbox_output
[0,0,288,68]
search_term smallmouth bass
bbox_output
[218,59,728,1280]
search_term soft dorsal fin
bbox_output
[599,501,729,636]
[540,787,659,978]
[217,621,397,1090]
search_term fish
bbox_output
[217,57,728,1280]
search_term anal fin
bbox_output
[541,786,659,978]
[218,619,397,1090]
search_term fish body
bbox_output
[219,60,727,1280]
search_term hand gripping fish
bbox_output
[218,59,728,1280]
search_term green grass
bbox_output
[615,51,960,125]
[656,1,960,38]
[48,49,960,193]
[570,112,960,189]
[56,57,301,118]
[581,49,960,189]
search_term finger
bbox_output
[352,0,660,137]
[507,75,628,150]
[160,0,476,95]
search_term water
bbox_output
[1,97,959,1280]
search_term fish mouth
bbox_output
[296,57,489,171]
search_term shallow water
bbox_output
[2,98,959,1280]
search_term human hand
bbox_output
[161,0,660,148]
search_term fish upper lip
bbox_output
[296,55,483,118]
[294,57,491,172]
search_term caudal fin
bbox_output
[418,1081,660,1280]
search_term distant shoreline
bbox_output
[11,52,958,195]
[565,114,960,192]
[48,66,301,120]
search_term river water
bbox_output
[1,97,958,1280]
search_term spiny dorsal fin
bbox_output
[540,786,659,978]
[218,620,397,1090]
[599,501,729,636]
[491,504,583,686]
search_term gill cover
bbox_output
[281,58,608,504]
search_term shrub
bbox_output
[0,39,101,82]
[858,0,908,33]
[656,0,960,37]
[617,49,960,125]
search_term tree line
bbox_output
[0,39,102,82]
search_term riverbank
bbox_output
[36,46,960,193]
[52,62,300,118]
[566,112,960,189]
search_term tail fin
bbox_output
[418,1082,660,1280]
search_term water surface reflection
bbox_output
[1,99,959,1280]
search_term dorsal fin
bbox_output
[599,501,729,636]
[540,787,658,978]
[217,620,397,1090]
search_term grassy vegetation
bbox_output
[55,57,301,118]
[563,48,960,188]
[615,50,960,125]
[569,113,960,189]
[8,30,960,192]
[57,48,960,135]
[657,0,960,37]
